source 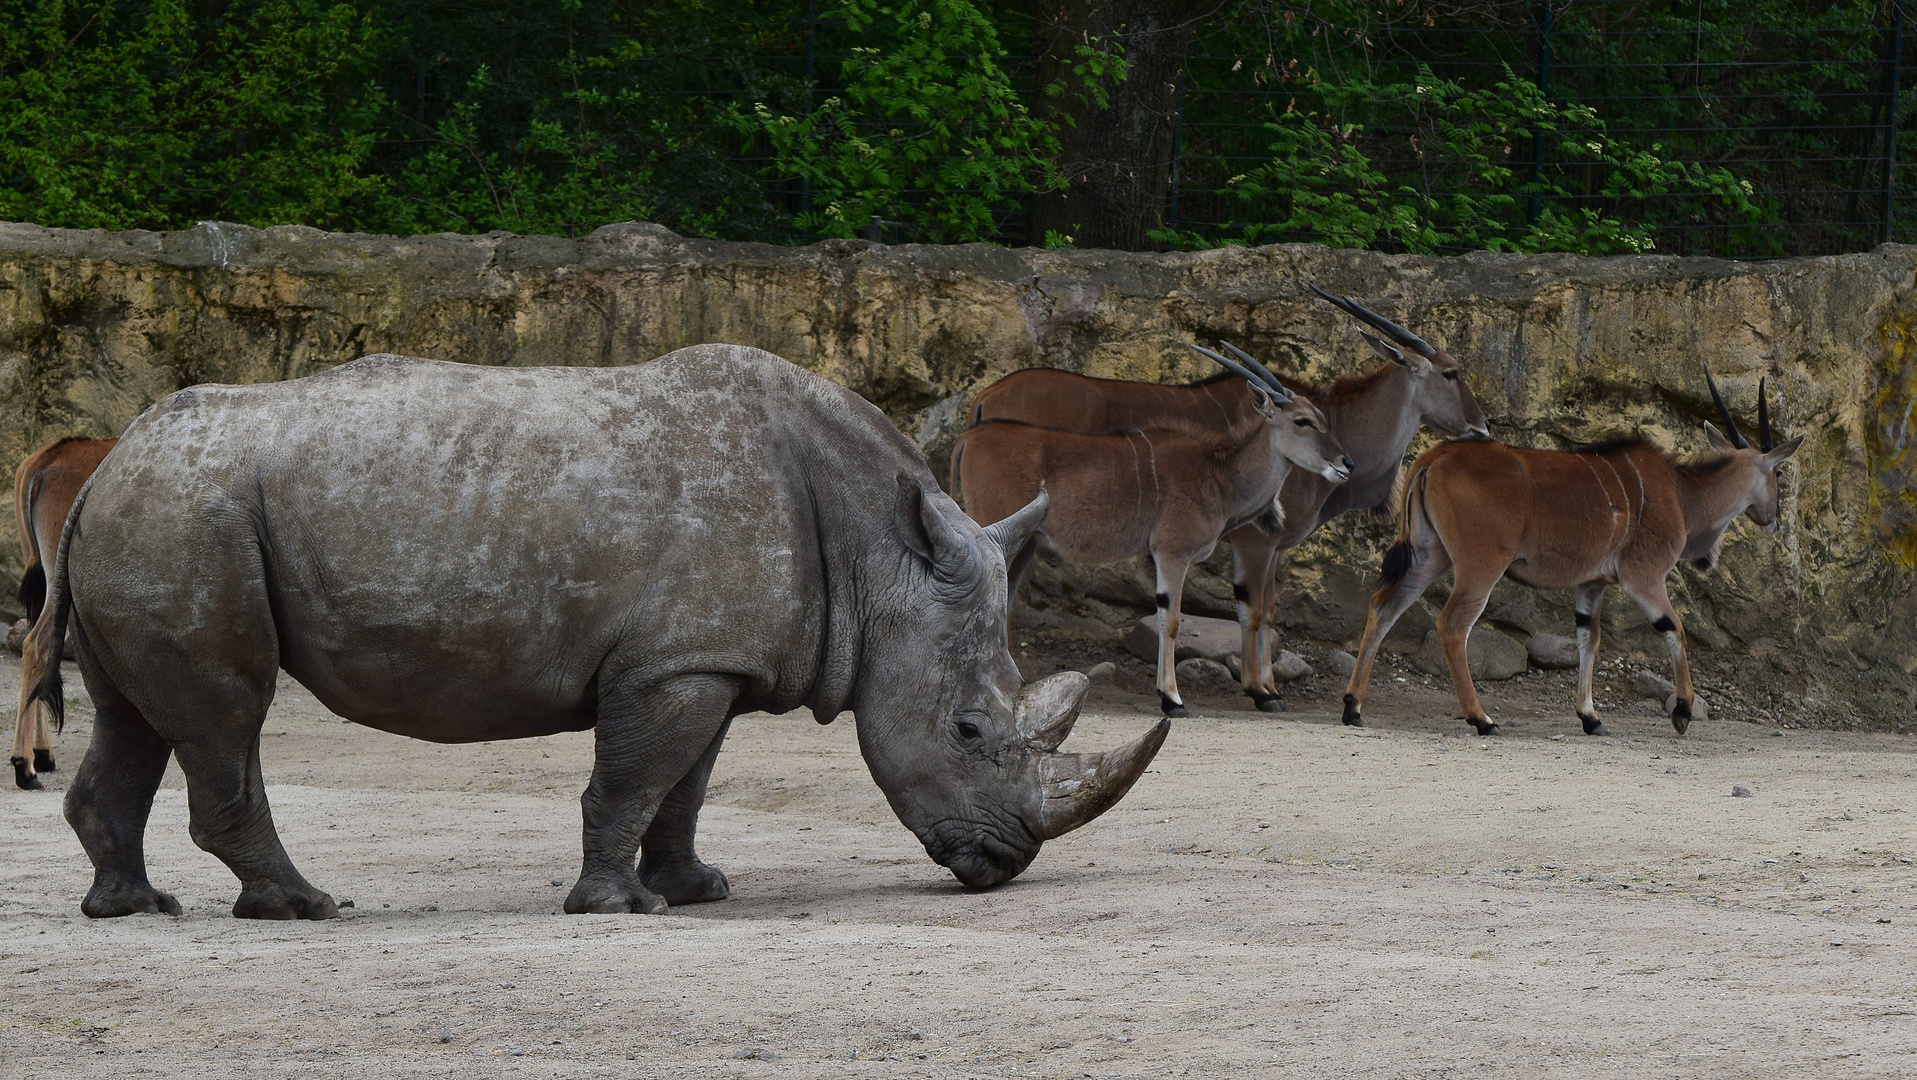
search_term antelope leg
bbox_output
[1572,583,1609,735]
[1344,544,1450,727]
[1623,578,1695,735]
[11,698,39,791]
[1435,572,1500,736]
[1230,530,1284,711]
[1152,557,1194,718]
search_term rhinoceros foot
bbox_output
[81,881,182,919]
[640,856,730,906]
[564,872,668,915]
[232,881,339,920]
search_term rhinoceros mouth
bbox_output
[917,815,1040,889]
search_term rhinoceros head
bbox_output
[857,480,1170,889]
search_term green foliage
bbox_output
[1155,65,1766,256]
[0,0,1899,257]
[733,0,1059,243]
[0,0,385,229]
[1168,0,1887,257]
[365,64,657,236]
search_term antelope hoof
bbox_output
[1468,718,1501,736]
[1671,699,1692,736]
[33,749,54,773]
[1341,694,1364,727]
[1248,690,1286,713]
[12,757,42,790]
[1579,713,1609,737]
[1158,693,1188,719]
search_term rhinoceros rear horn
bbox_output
[982,487,1049,564]
[895,476,982,592]
[1034,718,1171,841]
[1015,670,1087,752]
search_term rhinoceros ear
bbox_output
[895,476,983,594]
[981,487,1048,564]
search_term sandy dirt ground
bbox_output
[3,645,1915,1079]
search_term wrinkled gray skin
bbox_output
[32,345,1167,920]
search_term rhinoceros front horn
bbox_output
[1035,717,1171,841]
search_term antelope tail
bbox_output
[15,473,44,621]
[1377,467,1429,587]
[18,471,97,734]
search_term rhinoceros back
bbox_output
[70,345,918,740]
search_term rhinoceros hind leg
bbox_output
[568,673,739,916]
[81,880,182,918]
[168,685,335,920]
[639,717,734,905]
[65,691,178,918]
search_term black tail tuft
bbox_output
[17,563,46,624]
[27,646,65,732]
[1378,540,1413,586]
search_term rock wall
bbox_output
[4,220,1914,720]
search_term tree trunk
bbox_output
[1028,1,1210,250]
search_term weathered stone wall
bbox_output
[4,220,1914,719]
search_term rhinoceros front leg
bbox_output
[565,672,739,915]
[638,717,733,905]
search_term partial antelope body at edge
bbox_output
[963,286,1486,711]
[10,435,118,790]
[1341,370,1802,737]
[955,343,1352,717]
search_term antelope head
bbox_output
[1686,368,1801,567]
[1309,285,1490,439]
[1191,342,1353,484]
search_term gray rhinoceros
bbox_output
[22,344,1168,920]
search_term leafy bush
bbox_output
[1155,65,1767,255]
[0,0,385,229]
[732,0,1060,243]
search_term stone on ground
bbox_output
[1631,669,1677,701]
[1415,629,1528,681]
[1272,651,1313,682]
[1123,613,1240,664]
[1174,657,1236,696]
[1526,632,1580,670]
[1327,650,1356,678]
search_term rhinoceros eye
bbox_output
[954,720,982,741]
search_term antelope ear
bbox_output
[1703,422,1738,454]
[1761,434,1805,467]
[1361,331,1428,374]
[1247,382,1276,416]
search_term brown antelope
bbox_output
[966,287,1486,709]
[1341,371,1801,737]
[955,346,1353,717]
[12,436,118,789]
